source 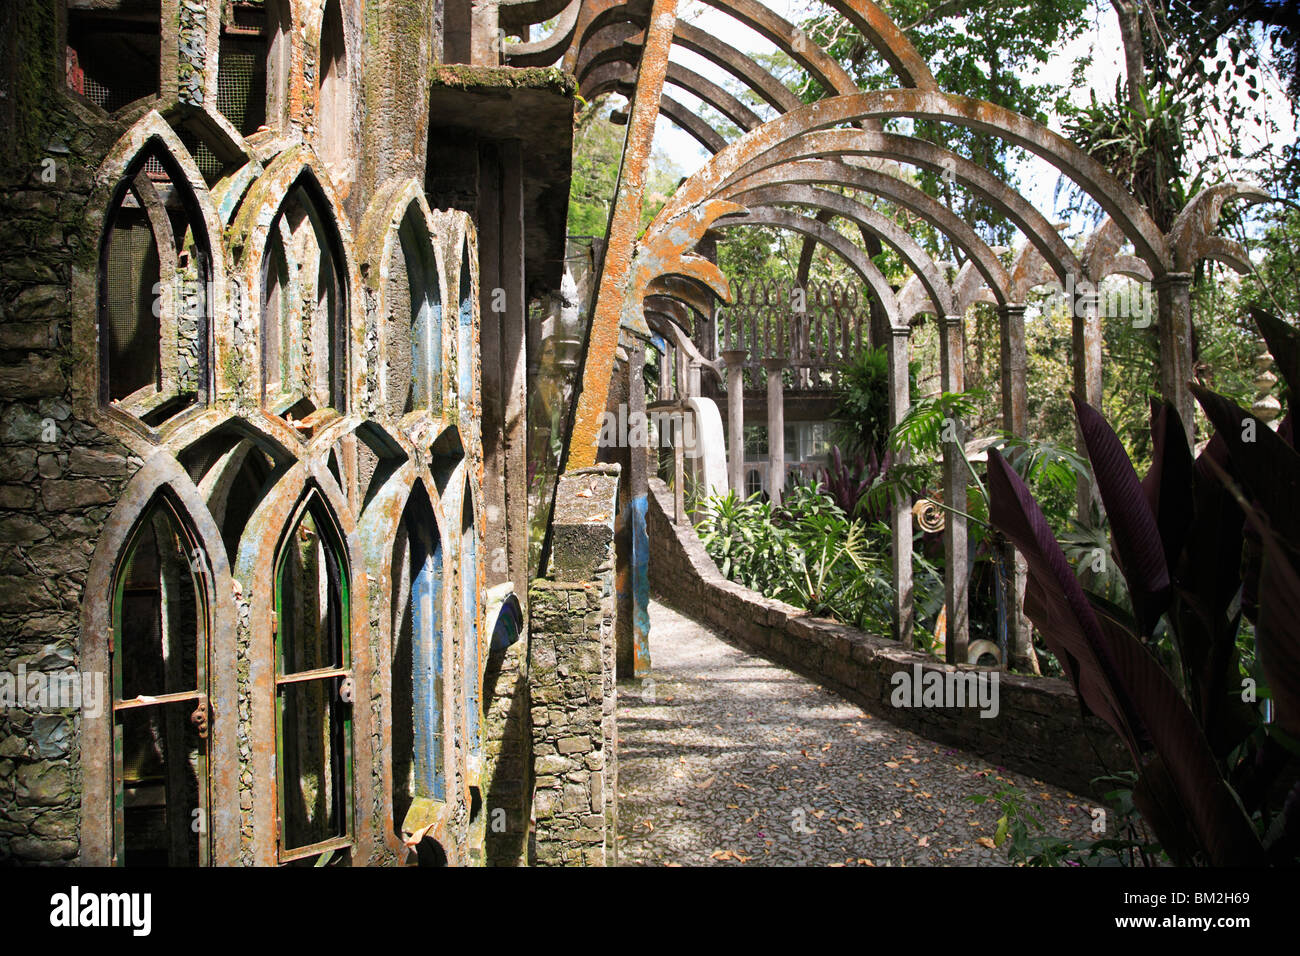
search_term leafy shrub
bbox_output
[983,308,1300,865]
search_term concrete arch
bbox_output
[651,90,1171,273]
[228,144,366,423]
[1168,182,1272,273]
[358,177,451,419]
[712,208,901,327]
[505,0,583,65]
[728,182,954,316]
[356,462,457,858]
[79,451,241,865]
[724,129,1082,284]
[724,159,1010,304]
[70,111,233,455]
[232,456,372,865]
[500,0,577,31]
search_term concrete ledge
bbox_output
[646,479,1128,797]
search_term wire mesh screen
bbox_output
[65,16,161,114]
[177,131,225,183]
[218,37,267,136]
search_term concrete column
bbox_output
[939,314,968,665]
[564,0,680,470]
[501,141,528,594]
[1156,272,1196,449]
[761,357,787,505]
[887,325,913,646]
[1072,282,1104,523]
[688,358,701,399]
[477,143,507,591]
[659,344,672,399]
[673,410,686,522]
[998,304,1033,673]
[675,342,687,400]
[721,348,748,495]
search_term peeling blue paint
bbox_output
[631,493,651,677]
[412,525,445,802]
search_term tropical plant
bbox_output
[970,774,1158,867]
[982,308,1300,865]
[820,445,890,518]
[693,490,797,597]
[694,481,935,635]
[829,344,909,459]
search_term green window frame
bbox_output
[110,494,212,866]
[273,491,354,864]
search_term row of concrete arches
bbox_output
[70,96,491,865]
[520,0,1275,672]
[74,110,479,459]
[79,415,483,866]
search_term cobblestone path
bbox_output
[616,600,1097,866]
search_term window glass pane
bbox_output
[278,678,347,849]
[104,202,161,400]
[462,501,479,754]
[278,505,345,674]
[276,496,351,856]
[119,508,199,699]
[118,700,202,866]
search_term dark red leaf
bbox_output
[1072,393,1171,635]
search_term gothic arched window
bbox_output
[273,491,353,863]
[110,494,212,865]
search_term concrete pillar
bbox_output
[688,358,701,399]
[998,304,1033,673]
[477,143,507,590]
[939,314,968,665]
[659,344,672,399]
[887,325,913,646]
[564,0,680,470]
[761,357,787,505]
[501,141,528,594]
[1072,282,1104,523]
[1156,272,1196,448]
[675,342,688,400]
[721,348,748,495]
[673,410,686,522]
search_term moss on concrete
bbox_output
[429,64,576,98]
[7,1,58,168]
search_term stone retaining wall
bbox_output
[646,478,1128,797]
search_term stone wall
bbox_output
[646,479,1128,797]
[528,466,619,865]
[480,637,531,866]
[0,2,124,861]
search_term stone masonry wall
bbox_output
[646,478,1128,797]
[528,465,619,865]
[481,637,531,866]
[528,581,613,865]
[0,3,134,861]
